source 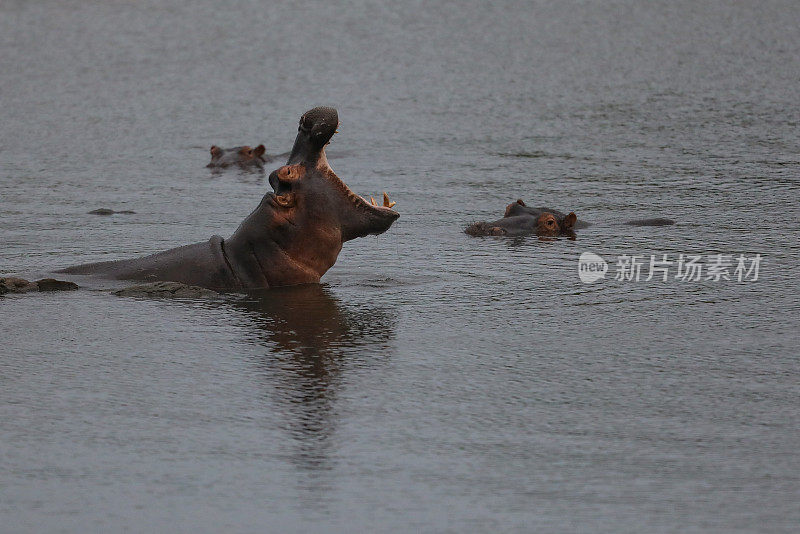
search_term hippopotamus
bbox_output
[207,144,271,169]
[465,199,674,237]
[59,107,399,290]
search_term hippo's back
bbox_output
[58,236,239,290]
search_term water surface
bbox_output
[1,1,799,532]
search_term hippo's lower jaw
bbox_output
[59,107,400,291]
[316,164,399,241]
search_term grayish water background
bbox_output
[1,1,799,532]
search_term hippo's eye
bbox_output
[547,219,554,227]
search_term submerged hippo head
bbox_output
[208,144,269,169]
[466,199,578,238]
[465,198,675,239]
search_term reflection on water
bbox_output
[229,285,395,471]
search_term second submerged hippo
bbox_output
[207,144,272,169]
[465,199,674,238]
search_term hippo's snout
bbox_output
[299,107,339,147]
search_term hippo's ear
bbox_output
[210,145,222,157]
[253,144,266,157]
[516,199,526,206]
[563,212,577,229]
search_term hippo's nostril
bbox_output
[300,115,315,132]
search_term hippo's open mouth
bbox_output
[324,166,399,239]
[312,162,399,220]
[322,166,400,229]
[269,165,398,217]
[317,149,398,221]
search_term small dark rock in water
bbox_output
[0,277,79,293]
[35,278,79,291]
[112,281,219,298]
[88,208,136,215]
[622,218,675,226]
[0,277,39,293]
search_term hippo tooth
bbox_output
[382,192,396,208]
[370,196,377,206]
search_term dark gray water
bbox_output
[2,1,799,532]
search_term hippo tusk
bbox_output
[363,194,396,209]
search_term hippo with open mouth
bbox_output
[59,107,399,290]
[465,199,674,237]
